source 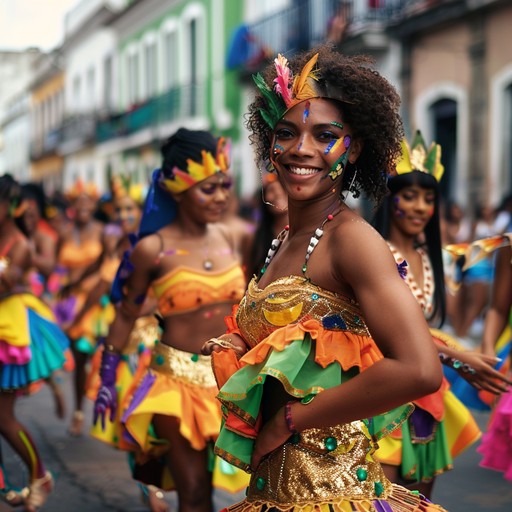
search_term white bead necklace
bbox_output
[260,204,343,277]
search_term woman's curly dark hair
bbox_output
[245,44,403,205]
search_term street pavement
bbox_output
[2,372,511,511]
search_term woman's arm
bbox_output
[0,239,30,294]
[481,246,512,356]
[251,222,443,468]
[30,232,56,278]
[103,235,159,353]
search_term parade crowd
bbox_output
[1,45,512,512]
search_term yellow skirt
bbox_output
[121,342,249,493]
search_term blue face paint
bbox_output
[273,143,284,157]
[303,101,311,123]
[324,140,336,154]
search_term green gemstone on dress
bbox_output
[324,437,337,451]
[251,301,256,308]
[411,490,420,495]
[301,394,315,404]
[256,477,266,490]
[302,265,307,273]
[260,267,266,274]
[452,359,462,369]
[354,315,361,324]
[156,354,165,365]
[191,353,199,362]
[374,481,384,497]
[356,468,368,481]
[290,433,301,444]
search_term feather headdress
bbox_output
[395,130,444,182]
[110,174,145,205]
[253,52,348,129]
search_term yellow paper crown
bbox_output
[396,130,444,182]
[110,174,145,205]
[160,137,230,194]
[66,179,99,201]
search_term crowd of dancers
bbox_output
[1,44,512,512]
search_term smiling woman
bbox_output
[201,45,451,512]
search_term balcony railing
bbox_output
[96,82,205,144]
[30,127,62,160]
[59,114,96,154]
[244,0,455,59]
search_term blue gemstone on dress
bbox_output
[322,315,347,330]
[256,477,266,490]
[156,355,165,365]
[324,437,337,451]
[311,293,319,300]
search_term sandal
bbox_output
[23,471,54,512]
[140,484,169,512]
[68,410,84,437]
[1,486,29,506]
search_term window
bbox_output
[164,29,178,90]
[145,41,157,98]
[87,67,96,109]
[104,55,113,111]
[430,98,457,200]
[127,51,140,106]
[73,75,81,112]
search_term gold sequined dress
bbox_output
[212,275,448,511]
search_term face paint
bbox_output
[330,121,344,130]
[297,136,304,151]
[302,100,311,123]
[393,196,405,217]
[327,135,352,181]
[273,143,284,158]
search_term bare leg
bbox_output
[153,414,213,512]
[69,344,87,436]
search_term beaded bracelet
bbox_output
[438,352,476,375]
[284,401,298,435]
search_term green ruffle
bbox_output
[215,332,411,471]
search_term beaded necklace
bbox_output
[260,203,343,277]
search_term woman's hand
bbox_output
[250,404,292,471]
[447,350,512,394]
[201,333,247,357]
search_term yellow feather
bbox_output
[292,53,319,99]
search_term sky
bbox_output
[0,0,78,51]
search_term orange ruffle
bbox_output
[240,319,381,371]
[213,320,382,391]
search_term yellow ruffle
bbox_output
[0,293,56,347]
[123,368,221,453]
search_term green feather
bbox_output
[252,73,286,128]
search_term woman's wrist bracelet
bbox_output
[438,352,476,375]
[104,343,121,355]
[284,401,298,435]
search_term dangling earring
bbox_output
[349,168,360,198]
[342,169,358,201]
[258,163,288,212]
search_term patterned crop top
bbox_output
[152,262,246,317]
[237,275,370,349]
